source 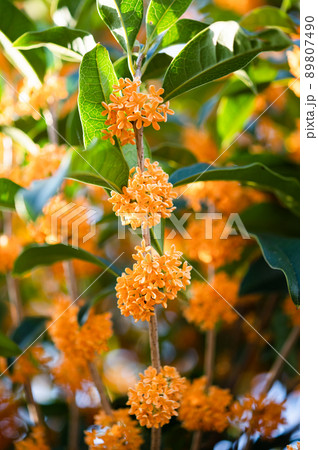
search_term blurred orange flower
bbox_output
[14,425,49,450]
[287,46,300,97]
[0,234,21,273]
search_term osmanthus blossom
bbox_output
[184,275,239,330]
[14,426,49,450]
[0,234,21,273]
[85,409,143,450]
[230,393,287,438]
[115,240,191,322]
[127,366,186,428]
[101,78,173,146]
[11,345,50,385]
[179,376,232,432]
[109,159,177,230]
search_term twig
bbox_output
[68,397,79,450]
[204,328,216,389]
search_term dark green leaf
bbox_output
[152,144,197,169]
[251,233,300,305]
[239,257,288,296]
[66,106,84,146]
[216,92,255,147]
[13,26,96,61]
[143,53,173,80]
[78,44,118,146]
[169,162,300,214]
[13,243,120,277]
[0,0,46,81]
[240,6,297,33]
[0,178,22,210]
[0,332,21,357]
[146,0,193,42]
[11,317,48,350]
[159,19,208,50]
[162,22,291,100]
[15,154,71,221]
[68,139,129,191]
[114,54,137,79]
[97,0,143,51]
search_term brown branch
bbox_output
[204,328,216,389]
[68,397,79,450]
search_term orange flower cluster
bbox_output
[85,408,143,449]
[185,217,246,267]
[127,366,186,428]
[182,126,218,162]
[101,78,173,145]
[116,240,191,321]
[29,194,93,246]
[287,46,300,97]
[11,345,50,384]
[284,296,300,327]
[48,296,113,363]
[14,426,49,450]
[0,234,21,273]
[109,159,176,229]
[230,394,286,438]
[184,275,239,330]
[179,377,232,432]
[16,74,68,119]
[286,119,300,163]
[179,180,267,213]
[287,443,300,450]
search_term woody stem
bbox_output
[133,62,161,448]
[63,261,113,416]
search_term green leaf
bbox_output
[0,179,22,211]
[114,54,137,79]
[68,139,129,191]
[78,44,118,147]
[121,139,152,170]
[15,154,71,221]
[159,19,208,50]
[240,6,297,33]
[143,53,173,80]
[151,219,165,255]
[146,0,193,42]
[0,0,46,82]
[216,92,255,147]
[13,243,120,277]
[0,332,21,357]
[2,127,39,155]
[11,317,48,350]
[13,27,96,62]
[152,143,197,169]
[162,22,291,100]
[251,233,300,305]
[169,162,300,214]
[97,0,143,51]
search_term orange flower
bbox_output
[109,159,176,229]
[214,0,264,15]
[256,117,284,153]
[287,46,300,97]
[101,77,173,145]
[85,408,143,449]
[127,366,186,428]
[185,217,246,267]
[0,234,21,273]
[287,443,300,450]
[14,425,49,450]
[230,393,286,438]
[286,119,300,163]
[11,345,50,384]
[182,126,218,162]
[283,296,300,327]
[184,275,239,330]
[116,240,191,321]
[179,377,232,432]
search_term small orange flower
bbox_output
[287,46,300,97]
[85,408,143,449]
[0,234,21,273]
[116,240,191,321]
[11,345,50,384]
[230,393,286,438]
[101,77,173,145]
[184,275,239,330]
[127,366,186,428]
[109,159,177,229]
[179,377,232,432]
[14,425,49,450]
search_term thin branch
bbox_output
[68,397,79,450]
[88,361,113,416]
[204,328,216,389]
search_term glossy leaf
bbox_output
[0,332,21,357]
[15,154,71,221]
[162,22,291,100]
[11,317,48,350]
[68,139,129,192]
[251,233,300,305]
[97,0,143,51]
[240,6,297,33]
[159,19,208,50]
[169,162,300,214]
[146,0,193,42]
[13,243,120,277]
[78,44,118,147]
[152,144,197,169]
[13,27,96,62]
[0,179,22,211]
[143,53,173,80]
